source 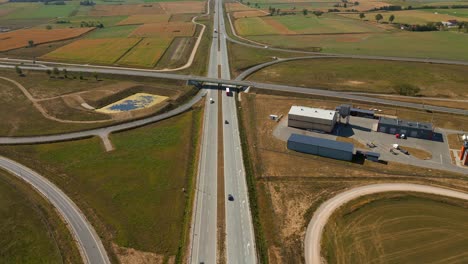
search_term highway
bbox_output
[217,0,257,262]
[0,156,110,264]
[189,0,219,262]
[304,183,468,264]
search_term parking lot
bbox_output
[273,115,467,174]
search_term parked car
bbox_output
[399,148,409,155]
[390,149,398,155]
[366,142,376,148]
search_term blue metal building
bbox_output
[287,134,354,161]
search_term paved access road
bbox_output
[304,183,468,264]
[0,156,110,264]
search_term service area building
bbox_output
[377,117,433,139]
[288,106,337,133]
[287,134,354,161]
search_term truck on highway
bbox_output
[226,87,230,96]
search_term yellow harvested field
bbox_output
[0,28,94,52]
[225,2,255,12]
[349,0,390,11]
[89,4,165,16]
[341,10,468,24]
[117,14,171,25]
[117,37,172,67]
[159,1,205,14]
[130,22,195,37]
[41,38,140,64]
[96,93,168,114]
[233,10,268,19]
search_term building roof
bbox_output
[365,151,381,157]
[336,105,375,116]
[378,117,433,131]
[289,106,336,120]
[288,134,354,152]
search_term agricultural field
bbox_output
[237,91,468,263]
[246,58,468,98]
[233,13,385,36]
[232,10,268,18]
[0,28,94,52]
[117,37,173,67]
[322,193,468,264]
[130,22,195,37]
[341,9,468,24]
[116,14,171,25]
[0,108,202,262]
[0,170,81,264]
[1,0,205,69]
[41,38,140,64]
[248,31,468,60]
[421,8,468,18]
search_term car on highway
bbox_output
[210,98,214,104]
[225,120,229,124]
[399,148,409,155]
[228,194,234,201]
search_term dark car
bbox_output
[399,148,409,155]
[225,120,229,124]
[228,194,234,201]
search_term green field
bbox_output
[322,194,468,264]
[117,37,173,67]
[0,170,82,263]
[249,31,468,60]
[247,58,468,98]
[270,14,383,34]
[341,9,468,24]
[235,17,280,35]
[85,25,138,38]
[0,109,201,260]
[2,3,78,20]
[422,8,468,18]
[42,38,140,64]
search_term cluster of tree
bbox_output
[402,22,439,31]
[79,0,95,6]
[15,66,25,77]
[80,21,104,28]
[56,19,71,24]
[373,13,395,23]
[394,83,420,96]
[370,5,402,11]
[44,0,66,5]
[45,68,99,80]
[245,2,260,8]
[328,8,340,12]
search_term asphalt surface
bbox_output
[218,0,257,262]
[190,0,219,261]
[0,156,110,264]
[304,183,468,264]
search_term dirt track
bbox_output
[304,183,468,264]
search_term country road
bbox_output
[304,183,468,264]
[0,156,110,264]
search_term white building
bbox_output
[287,106,337,133]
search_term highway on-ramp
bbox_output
[304,183,468,264]
[0,156,110,264]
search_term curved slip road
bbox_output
[304,183,468,264]
[0,156,110,264]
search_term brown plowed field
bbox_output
[0,28,94,52]
[225,3,254,12]
[130,22,195,37]
[89,4,165,16]
[159,1,205,14]
[232,10,267,19]
[263,17,295,35]
[116,14,170,25]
